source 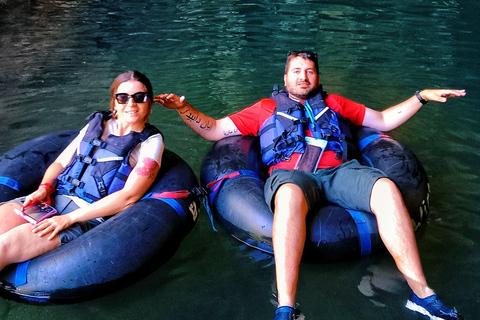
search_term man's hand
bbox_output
[420,89,466,103]
[154,93,187,110]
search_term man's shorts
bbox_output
[264,160,386,213]
[3,195,103,245]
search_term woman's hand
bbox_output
[32,214,75,240]
[23,188,49,208]
[154,93,187,110]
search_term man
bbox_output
[155,51,465,320]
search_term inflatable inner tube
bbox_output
[201,126,429,262]
[0,130,199,302]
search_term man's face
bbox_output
[284,56,320,101]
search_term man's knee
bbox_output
[276,182,303,195]
[274,183,308,212]
[370,178,404,213]
[373,177,399,194]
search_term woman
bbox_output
[0,71,164,272]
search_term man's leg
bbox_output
[370,177,434,297]
[371,178,463,319]
[272,183,309,308]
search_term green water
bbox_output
[0,0,478,319]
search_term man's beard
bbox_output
[288,84,319,100]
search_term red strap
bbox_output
[206,171,241,191]
[149,191,190,199]
[39,183,54,205]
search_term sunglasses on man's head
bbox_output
[115,92,149,104]
[288,51,318,60]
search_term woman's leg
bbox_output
[0,202,29,235]
[0,222,60,271]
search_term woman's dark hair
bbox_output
[109,71,153,119]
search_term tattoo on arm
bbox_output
[134,158,159,179]
[180,108,213,131]
[223,128,238,136]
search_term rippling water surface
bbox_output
[0,1,478,319]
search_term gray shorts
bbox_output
[264,160,386,213]
[6,195,102,245]
[53,195,103,245]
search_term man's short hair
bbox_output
[285,51,319,74]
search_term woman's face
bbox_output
[113,80,152,127]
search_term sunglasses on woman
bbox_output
[115,92,149,104]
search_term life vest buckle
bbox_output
[67,177,85,189]
[298,117,310,124]
[79,156,97,166]
[90,139,107,148]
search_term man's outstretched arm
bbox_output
[362,89,466,132]
[155,93,240,141]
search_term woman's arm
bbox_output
[362,89,466,132]
[154,94,240,141]
[32,141,163,240]
[23,132,83,207]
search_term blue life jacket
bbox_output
[259,88,355,166]
[56,111,162,203]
